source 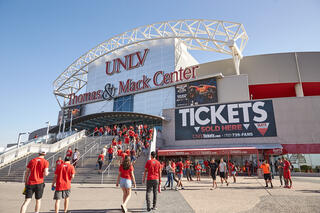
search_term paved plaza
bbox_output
[0,176,319,213]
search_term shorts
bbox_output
[264,173,272,181]
[120,177,132,188]
[54,190,71,200]
[108,154,113,161]
[177,173,183,180]
[131,156,136,162]
[232,171,236,175]
[25,183,45,199]
[211,174,216,180]
[220,172,225,178]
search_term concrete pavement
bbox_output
[0,176,319,213]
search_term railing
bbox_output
[46,131,99,170]
[0,130,86,169]
[101,158,114,184]
[148,128,157,160]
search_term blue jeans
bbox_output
[165,172,174,188]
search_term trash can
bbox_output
[257,168,263,179]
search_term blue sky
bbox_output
[0,0,319,146]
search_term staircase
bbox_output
[0,135,149,185]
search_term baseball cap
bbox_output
[39,149,46,155]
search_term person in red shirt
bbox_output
[283,157,292,188]
[116,155,136,213]
[94,127,98,136]
[125,148,130,156]
[108,145,114,163]
[121,152,128,162]
[52,157,75,213]
[176,158,184,190]
[143,151,161,211]
[55,156,64,171]
[99,127,104,136]
[117,147,123,157]
[185,158,193,181]
[171,160,179,185]
[195,162,202,181]
[112,138,117,146]
[66,147,72,158]
[20,149,49,213]
[97,152,104,173]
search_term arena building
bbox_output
[52,19,320,171]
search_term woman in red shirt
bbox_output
[195,162,202,181]
[97,152,104,173]
[116,156,136,213]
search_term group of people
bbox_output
[96,124,154,173]
[116,151,161,212]
[20,150,76,213]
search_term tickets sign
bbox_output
[175,100,277,140]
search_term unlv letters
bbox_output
[175,100,277,140]
[105,49,149,76]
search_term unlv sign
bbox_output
[105,49,149,76]
[175,100,277,140]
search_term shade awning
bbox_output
[157,143,283,156]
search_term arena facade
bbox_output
[53,19,320,171]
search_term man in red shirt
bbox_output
[108,145,114,163]
[283,157,292,188]
[143,151,161,212]
[66,147,72,158]
[52,157,75,213]
[176,158,184,190]
[97,152,104,173]
[185,158,193,181]
[20,149,49,213]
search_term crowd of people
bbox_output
[19,122,294,213]
[95,124,154,173]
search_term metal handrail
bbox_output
[46,131,99,168]
[101,158,114,184]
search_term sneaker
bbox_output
[226,182,229,186]
[265,185,268,188]
[147,207,152,212]
[163,186,166,191]
[181,187,185,190]
[152,207,158,210]
[121,204,126,213]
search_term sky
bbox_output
[0,0,319,146]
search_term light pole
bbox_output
[17,132,28,148]
[45,121,50,144]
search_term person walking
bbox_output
[230,162,237,183]
[72,148,80,168]
[108,145,114,164]
[175,158,184,190]
[143,151,161,212]
[208,158,218,189]
[278,158,284,187]
[55,156,63,171]
[283,157,292,188]
[164,160,174,190]
[20,149,49,213]
[66,147,72,158]
[116,155,136,213]
[219,158,229,186]
[52,157,75,213]
[195,162,201,181]
[97,151,104,173]
[260,160,273,188]
[185,158,193,181]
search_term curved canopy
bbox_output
[50,112,164,133]
[53,19,248,105]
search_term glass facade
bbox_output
[113,95,134,112]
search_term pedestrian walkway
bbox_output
[0,176,319,213]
